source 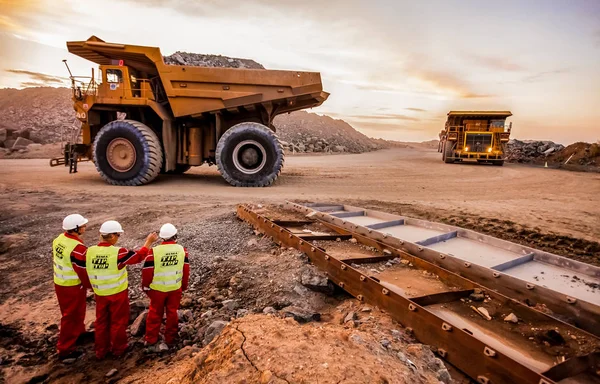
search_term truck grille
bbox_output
[465,133,492,152]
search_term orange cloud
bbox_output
[406,65,494,99]
[5,69,68,86]
[350,114,420,122]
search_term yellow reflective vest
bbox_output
[86,245,128,296]
[52,233,82,286]
[150,243,185,292]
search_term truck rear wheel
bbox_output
[216,122,284,187]
[444,141,455,163]
[92,120,163,186]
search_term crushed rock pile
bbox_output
[275,111,384,154]
[163,52,264,69]
[505,139,565,163]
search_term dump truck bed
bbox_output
[67,36,328,117]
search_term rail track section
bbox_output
[237,204,600,384]
[285,202,600,338]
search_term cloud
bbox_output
[405,107,426,112]
[350,114,420,122]
[5,69,68,85]
[468,54,525,72]
[522,68,570,83]
[352,121,423,133]
[405,65,495,99]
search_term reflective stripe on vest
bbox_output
[52,234,82,286]
[150,243,185,292]
[86,245,128,296]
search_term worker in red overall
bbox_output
[85,220,158,359]
[53,214,91,361]
[142,223,190,349]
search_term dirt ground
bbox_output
[0,147,599,383]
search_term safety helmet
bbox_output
[99,220,124,235]
[63,214,89,231]
[159,223,178,239]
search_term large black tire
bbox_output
[444,141,455,163]
[216,122,284,187]
[92,120,163,186]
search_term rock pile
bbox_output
[0,125,44,154]
[0,87,76,145]
[274,111,383,154]
[163,52,264,69]
[505,139,565,163]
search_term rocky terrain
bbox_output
[275,111,384,154]
[505,139,565,163]
[0,87,382,157]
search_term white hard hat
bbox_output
[159,223,177,239]
[63,214,89,231]
[99,220,124,235]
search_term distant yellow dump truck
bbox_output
[438,111,512,166]
[51,36,328,186]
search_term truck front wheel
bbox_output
[216,122,284,187]
[92,120,163,186]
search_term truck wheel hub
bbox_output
[233,140,267,175]
[107,138,136,172]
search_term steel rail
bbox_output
[237,205,599,384]
[285,202,600,338]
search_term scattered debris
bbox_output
[471,306,492,321]
[504,313,519,324]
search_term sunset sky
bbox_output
[0,0,599,143]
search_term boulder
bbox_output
[130,310,148,336]
[301,268,334,295]
[12,137,34,149]
[203,320,228,345]
[15,129,31,140]
[333,145,346,152]
[221,299,240,311]
[4,139,16,149]
[280,306,320,323]
[0,128,7,143]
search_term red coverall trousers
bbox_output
[55,284,87,357]
[145,289,182,345]
[94,290,130,358]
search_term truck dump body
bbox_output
[56,36,329,187]
[66,37,328,118]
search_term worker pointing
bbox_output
[85,220,158,359]
[142,223,190,349]
[53,214,91,361]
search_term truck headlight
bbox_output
[487,147,492,153]
[464,146,469,152]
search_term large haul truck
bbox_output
[51,36,329,187]
[439,111,512,166]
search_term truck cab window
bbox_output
[106,69,123,83]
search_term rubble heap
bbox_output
[505,139,565,163]
[275,111,384,154]
[163,52,264,69]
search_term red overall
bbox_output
[55,233,90,357]
[142,241,189,345]
[84,243,148,359]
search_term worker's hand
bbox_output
[143,232,159,248]
[147,232,159,243]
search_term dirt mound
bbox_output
[275,111,383,154]
[182,312,445,384]
[163,52,264,69]
[548,142,600,168]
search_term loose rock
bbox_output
[504,313,519,324]
[130,310,148,336]
[204,320,228,345]
[280,306,320,323]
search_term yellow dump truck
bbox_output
[438,111,512,166]
[51,36,328,186]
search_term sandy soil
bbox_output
[1,147,599,383]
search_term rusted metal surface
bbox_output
[237,204,600,384]
[287,202,600,338]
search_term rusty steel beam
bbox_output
[286,202,600,337]
[237,205,593,384]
